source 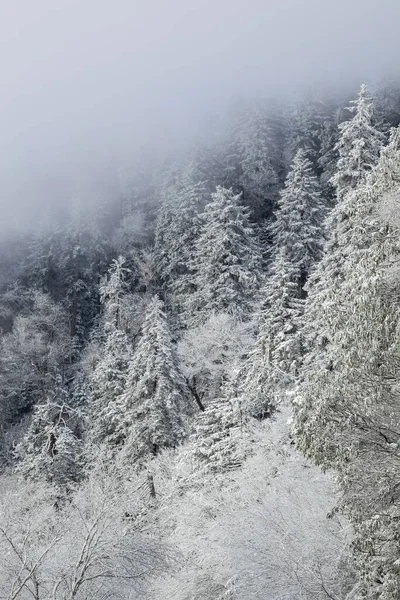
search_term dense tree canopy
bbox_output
[1,80,399,600]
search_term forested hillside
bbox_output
[1,80,400,599]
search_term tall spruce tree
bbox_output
[299,87,385,369]
[113,296,189,465]
[190,186,261,324]
[270,148,325,284]
[154,164,209,322]
[331,84,384,200]
[242,152,325,414]
[295,126,400,599]
[15,376,83,487]
[237,99,285,220]
[87,257,133,452]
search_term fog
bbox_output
[1,0,400,230]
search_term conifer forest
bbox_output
[2,2,400,599]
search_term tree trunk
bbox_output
[187,377,205,412]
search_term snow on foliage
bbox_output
[113,295,190,465]
[189,186,262,324]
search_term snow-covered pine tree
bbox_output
[299,128,400,461]
[183,398,244,477]
[331,84,384,201]
[99,256,131,330]
[298,88,385,370]
[190,186,261,324]
[88,328,132,451]
[301,169,391,430]
[114,295,189,465]
[154,163,209,323]
[286,90,338,172]
[295,126,400,599]
[87,257,133,453]
[270,148,325,284]
[237,99,283,220]
[241,151,325,415]
[242,248,304,415]
[261,248,306,371]
[15,376,83,487]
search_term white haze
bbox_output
[1,0,400,231]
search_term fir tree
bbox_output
[88,328,132,450]
[243,248,304,414]
[190,186,261,324]
[331,84,384,200]
[154,164,209,322]
[114,296,189,465]
[300,123,389,377]
[295,125,400,599]
[299,90,385,370]
[242,152,325,414]
[87,257,133,451]
[237,99,284,220]
[15,377,83,487]
[270,148,325,285]
[184,398,244,476]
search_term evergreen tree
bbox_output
[287,90,339,173]
[295,126,400,599]
[331,84,384,200]
[184,398,244,476]
[261,248,306,369]
[99,256,131,330]
[299,91,385,371]
[88,328,132,450]
[190,186,261,324]
[87,257,133,451]
[154,164,209,321]
[270,148,325,283]
[114,296,189,465]
[242,152,325,414]
[15,377,83,487]
[237,99,284,220]
[301,121,388,376]
[243,248,304,414]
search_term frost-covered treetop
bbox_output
[331,84,384,199]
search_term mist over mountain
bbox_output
[1,0,400,231]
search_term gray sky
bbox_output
[1,0,400,229]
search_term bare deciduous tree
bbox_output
[0,474,171,600]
